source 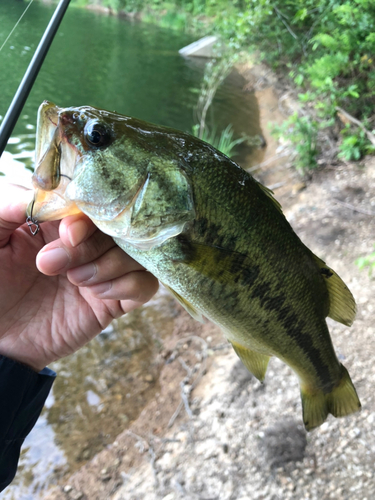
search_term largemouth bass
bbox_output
[27,101,361,431]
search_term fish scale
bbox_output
[27,101,361,431]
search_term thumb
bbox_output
[0,182,34,247]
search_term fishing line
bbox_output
[0,0,36,54]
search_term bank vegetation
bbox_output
[65,0,375,173]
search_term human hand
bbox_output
[0,182,159,372]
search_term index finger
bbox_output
[59,212,99,248]
[0,181,33,248]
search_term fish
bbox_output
[27,101,361,431]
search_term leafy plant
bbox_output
[68,0,375,170]
[192,123,250,158]
[193,55,235,140]
[212,0,375,169]
[356,245,375,276]
[338,126,375,161]
[191,54,253,158]
[273,112,319,174]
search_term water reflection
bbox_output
[0,150,33,187]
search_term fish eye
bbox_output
[84,121,112,148]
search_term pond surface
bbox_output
[0,2,263,498]
[0,0,261,179]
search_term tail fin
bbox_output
[301,364,361,431]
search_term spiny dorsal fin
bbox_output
[257,182,283,215]
[230,341,270,382]
[312,254,356,326]
[162,283,204,323]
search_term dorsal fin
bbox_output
[257,181,283,215]
[312,254,356,326]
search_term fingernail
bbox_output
[69,263,96,284]
[68,219,89,247]
[38,247,69,272]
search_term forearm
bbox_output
[0,355,55,491]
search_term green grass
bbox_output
[192,123,250,158]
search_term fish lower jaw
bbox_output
[27,189,82,221]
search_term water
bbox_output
[0,2,262,498]
[0,0,261,178]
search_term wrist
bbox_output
[0,353,43,373]
[0,342,47,373]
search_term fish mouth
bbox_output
[26,101,82,222]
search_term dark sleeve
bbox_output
[0,355,56,492]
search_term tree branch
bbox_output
[336,106,375,146]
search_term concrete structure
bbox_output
[179,35,221,58]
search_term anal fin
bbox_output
[230,341,270,382]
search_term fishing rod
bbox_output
[0,0,71,157]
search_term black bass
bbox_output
[27,101,361,431]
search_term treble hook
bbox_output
[26,198,40,235]
[26,216,40,236]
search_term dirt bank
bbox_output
[43,69,375,500]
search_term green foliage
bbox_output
[356,245,375,277]
[211,0,375,170]
[71,0,161,14]
[273,112,319,174]
[69,0,88,7]
[194,55,235,138]
[192,55,253,158]
[192,123,250,158]
[338,126,375,161]
[67,0,375,170]
[102,0,122,11]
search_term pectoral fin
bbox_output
[162,283,204,323]
[230,341,270,382]
[312,254,356,326]
[130,166,195,240]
